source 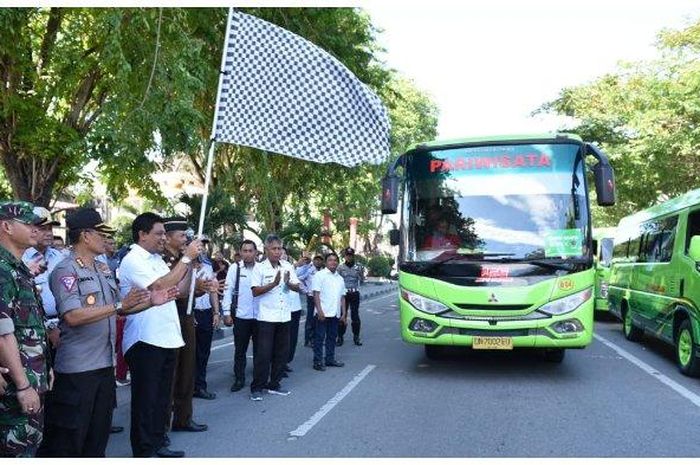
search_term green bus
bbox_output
[608,189,700,376]
[381,134,616,362]
[592,228,615,314]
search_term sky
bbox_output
[363,0,700,140]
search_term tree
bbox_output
[539,17,700,226]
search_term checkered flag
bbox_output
[214,11,391,167]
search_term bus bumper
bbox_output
[400,297,594,349]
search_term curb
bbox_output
[212,284,398,342]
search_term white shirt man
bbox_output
[311,254,346,371]
[251,259,299,323]
[118,244,184,354]
[312,268,347,318]
[222,261,258,320]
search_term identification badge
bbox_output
[86,294,96,305]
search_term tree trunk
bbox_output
[1,152,59,207]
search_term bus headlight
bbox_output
[401,289,448,314]
[538,288,593,316]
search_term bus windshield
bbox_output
[402,143,590,265]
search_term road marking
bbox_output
[289,364,376,437]
[211,341,234,351]
[594,333,700,408]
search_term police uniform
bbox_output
[337,248,365,346]
[0,202,48,458]
[40,208,119,457]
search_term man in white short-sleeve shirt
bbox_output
[312,253,347,371]
[116,212,202,458]
[249,235,300,400]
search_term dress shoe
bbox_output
[110,425,124,434]
[326,360,345,367]
[171,420,208,432]
[230,380,245,392]
[162,434,171,447]
[155,447,185,458]
[193,389,216,400]
[281,371,289,378]
[284,365,293,373]
[336,336,344,346]
[313,363,326,371]
[353,336,363,346]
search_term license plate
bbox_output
[472,336,513,350]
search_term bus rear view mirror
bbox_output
[689,236,700,263]
[594,162,616,206]
[389,229,400,246]
[381,175,400,214]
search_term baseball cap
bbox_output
[66,208,116,234]
[0,201,43,225]
[33,207,60,227]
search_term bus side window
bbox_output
[685,210,700,253]
[658,216,678,262]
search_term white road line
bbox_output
[594,333,700,408]
[211,341,234,351]
[289,364,376,437]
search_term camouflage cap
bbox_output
[33,206,61,227]
[0,200,43,225]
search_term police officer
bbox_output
[40,208,173,457]
[0,201,48,457]
[336,247,365,346]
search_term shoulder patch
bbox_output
[60,275,77,292]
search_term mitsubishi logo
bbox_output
[488,293,498,303]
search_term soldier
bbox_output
[337,247,365,346]
[0,201,49,457]
[39,208,176,457]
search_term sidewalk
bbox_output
[211,281,398,342]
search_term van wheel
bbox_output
[676,319,700,377]
[424,345,447,360]
[623,309,643,342]
[543,348,566,363]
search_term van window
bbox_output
[640,217,678,263]
[613,240,629,259]
[686,210,700,253]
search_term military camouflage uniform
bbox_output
[0,244,49,457]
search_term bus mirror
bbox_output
[594,163,616,206]
[389,229,400,246]
[689,236,700,262]
[381,175,399,214]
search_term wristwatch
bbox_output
[181,256,193,265]
[113,301,123,316]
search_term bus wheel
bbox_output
[676,320,700,377]
[424,345,447,360]
[543,348,565,363]
[623,309,643,342]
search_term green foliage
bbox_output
[366,254,393,278]
[539,17,700,227]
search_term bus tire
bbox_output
[424,345,447,360]
[623,307,643,342]
[675,319,700,377]
[543,348,565,363]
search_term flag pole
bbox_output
[186,7,235,315]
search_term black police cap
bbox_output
[163,216,189,232]
[66,208,115,233]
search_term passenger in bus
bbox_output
[422,216,461,250]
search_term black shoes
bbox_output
[230,380,245,392]
[171,420,208,432]
[193,389,216,400]
[110,425,124,434]
[155,447,185,458]
[354,336,363,346]
[162,434,171,447]
[326,360,345,367]
[336,336,344,346]
[313,363,326,371]
[284,365,293,373]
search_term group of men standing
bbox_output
[0,199,368,458]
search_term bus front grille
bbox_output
[455,303,532,311]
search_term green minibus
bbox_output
[381,133,616,362]
[608,189,700,376]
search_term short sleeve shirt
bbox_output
[194,263,214,310]
[311,268,346,318]
[222,261,258,319]
[250,259,299,323]
[117,244,184,354]
[50,253,118,374]
[22,246,67,318]
[0,245,48,425]
[337,262,365,290]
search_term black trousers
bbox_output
[39,367,114,457]
[288,310,301,364]
[233,317,257,382]
[125,342,176,458]
[194,308,214,392]
[338,291,361,338]
[304,295,316,344]
[251,320,290,393]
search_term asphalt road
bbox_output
[106,293,700,457]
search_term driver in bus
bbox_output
[422,215,461,250]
